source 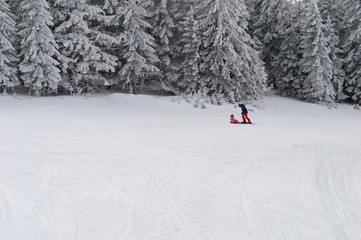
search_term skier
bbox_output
[237,103,252,124]
[230,114,240,124]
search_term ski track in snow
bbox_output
[313,153,361,240]
[0,94,361,240]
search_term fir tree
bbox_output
[102,0,119,14]
[118,0,159,94]
[196,0,266,102]
[153,0,174,67]
[318,0,342,30]
[167,0,193,58]
[90,0,123,85]
[317,0,345,102]
[177,4,201,95]
[164,0,193,92]
[18,0,61,96]
[152,0,176,91]
[9,0,22,11]
[245,0,257,12]
[342,0,361,104]
[339,0,358,39]
[299,0,335,104]
[250,0,273,42]
[0,0,18,93]
[249,0,287,86]
[323,15,345,102]
[272,3,302,98]
[51,0,118,94]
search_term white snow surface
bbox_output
[1,93,361,240]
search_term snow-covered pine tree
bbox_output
[153,0,174,65]
[342,0,361,104]
[164,0,185,58]
[318,0,342,32]
[164,0,195,88]
[196,0,266,102]
[118,0,159,94]
[323,15,345,102]
[177,4,201,95]
[8,0,22,12]
[102,0,119,14]
[51,0,118,94]
[245,0,257,11]
[249,0,288,86]
[298,0,336,104]
[317,0,345,102]
[87,0,123,85]
[250,0,273,42]
[87,0,122,47]
[0,0,18,93]
[18,0,61,96]
[338,0,357,38]
[152,0,176,91]
[153,0,174,63]
[272,2,302,98]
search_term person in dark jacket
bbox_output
[237,103,252,124]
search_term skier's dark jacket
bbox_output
[240,104,248,114]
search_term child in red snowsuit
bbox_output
[230,114,239,124]
[237,103,252,124]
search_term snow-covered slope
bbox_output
[1,94,361,240]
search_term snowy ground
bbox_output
[1,93,361,240]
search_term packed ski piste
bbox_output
[1,93,361,240]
